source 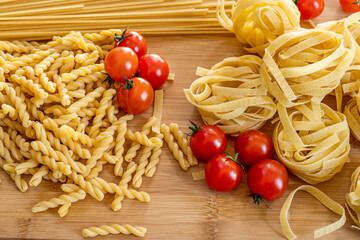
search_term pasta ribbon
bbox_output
[261,29,354,108]
[184,55,276,136]
[217,0,301,56]
[273,102,350,184]
[345,166,360,228]
[280,185,346,240]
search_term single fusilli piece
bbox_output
[34,52,60,75]
[169,123,198,166]
[91,177,150,202]
[32,189,86,213]
[60,125,93,147]
[29,165,49,187]
[145,134,164,177]
[132,147,152,189]
[15,159,38,175]
[82,224,147,238]
[1,103,17,119]
[69,171,104,201]
[114,121,128,176]
[125,129,163,148]
[160,123,190,171]
[29,150,71,176]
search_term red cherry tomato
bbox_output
[293,0,325,20]
[234,130,274,166]
[189,122,227,162]
[117,77,154,115]
[138,53,169,89]
[205,153,242,192]
[339,0,360,13]
[104,47,138,83]
[114,29,147,58]
[247,159,288,202]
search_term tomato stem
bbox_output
[121,74,134,90]
[224,153,244,171]
[101,73,115,87]
[114,27,133,43]
[353,1,360,4]
[186,120,201,136]
[292,0,301,5]
[249,194,270,208]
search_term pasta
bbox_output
[0,0,236,41]
[82,224,147,238]
[280,185,346,239]
[160,123,190,171]
[184,55,276,136]
[345,166,360,228]
[273,102,350,184]
[32,190,86,213]
[261,29,353,108]
[217,0,301,56]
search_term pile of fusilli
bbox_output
[0,29,198,238]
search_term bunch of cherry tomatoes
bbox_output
[188,121,288,204]
[294,0,360,20]
[104,28,169,115]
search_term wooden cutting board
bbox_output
[1,1,360,239]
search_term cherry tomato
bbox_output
[293,0,325,20]
[104,47,138,83]
[235,130,274,166]
[114,29,147,58]
[189,121,227,162]
[138,53,169,89]
[339,0,360,13]
[247,159,288,202]
[117,77,154,115]
[205,153,242,192]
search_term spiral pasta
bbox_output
[217,0,301,56]
[32,190,86,213]
[273,102,350,184]
[184,55,276,135]
[160,123,190,171]
[82,224,147,238]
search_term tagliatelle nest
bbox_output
[273,102,350,185]
[261,28,354,108]
[217,0,301,56]
[184,55,276,136]
[345,166,360,228]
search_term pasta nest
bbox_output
[261,29,354,108]
[345,165,360,228]
[273,102,350,185]
[318,12,360,98]
[217,0,300,56]
[184,55,276,136]
[344,96,360,141]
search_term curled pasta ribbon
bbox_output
[82,224,147,238]
[345,166,360,227]
[344,96,360,141]
[273,102,350,184]
[261,29,353,108]
[280,185,346,240]
[185,55,276,136]
[217,0,300,56]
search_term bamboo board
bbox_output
[1,1,360,240]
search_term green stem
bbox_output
[353,1,360,4]
[186,120,201,136]
[293,0,301,5]
[249,194,270,208]
[121,74,134,90]
[114,27,133,43]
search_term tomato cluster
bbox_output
[189,123,289,203]
[104,28,169,115]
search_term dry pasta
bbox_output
[217,0,301,56]
[184,55,276,136]
[273,102,350,184]
[280,185,346,239]
[82,224,147,238]
[345,166,360,228]
[0,0,236,40]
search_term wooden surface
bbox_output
[1,1,360,240]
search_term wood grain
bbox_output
[1,2,360,240]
